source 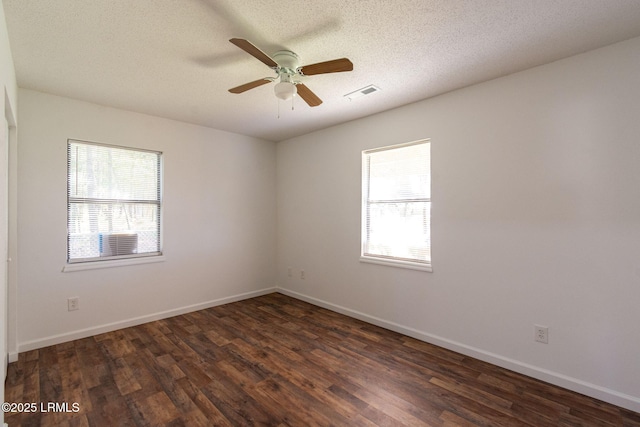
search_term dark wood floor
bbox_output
[5,293,640,426]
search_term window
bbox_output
[67,140,162,264]
[361,140,431,271]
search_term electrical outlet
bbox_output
[300,270,305,280]
[534,325,548,344]
[287,267,292,277]
[68,297,79,311]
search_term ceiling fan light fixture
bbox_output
[274,82,297,100]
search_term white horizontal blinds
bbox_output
[67,140,162,262]
[364,141,430,264]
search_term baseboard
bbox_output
[277,288,640,413]
[17,287,277,354]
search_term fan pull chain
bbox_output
[276,96,296,118]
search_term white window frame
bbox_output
[361,139,431,272]
[64,139,163,271]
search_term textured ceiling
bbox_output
[4,0,640,141]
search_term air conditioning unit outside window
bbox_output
[99,233,138,257]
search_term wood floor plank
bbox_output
[174,377,233,426]
[86,382,137,427]
[440,410,485,427]
[5,292,639,426]
[254,375,352,426]
[130,390,181,426]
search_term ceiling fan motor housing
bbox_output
[273,50,300,78]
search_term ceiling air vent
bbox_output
[344,85,380,101]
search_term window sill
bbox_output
[62,255,165,272]
[360,256,432,272]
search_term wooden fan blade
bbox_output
[229,38,278,68]
[229,78,272,94]
[296,83,323,107]
[299,58,353,75]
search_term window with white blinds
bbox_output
[361,140,431,271]
[67,140,162,263]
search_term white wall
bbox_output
[0,5,16,111]
[1,3,18,425]
[16,89,277,351]
[277,36,640,411]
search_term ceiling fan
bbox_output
[228,38,353,107]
